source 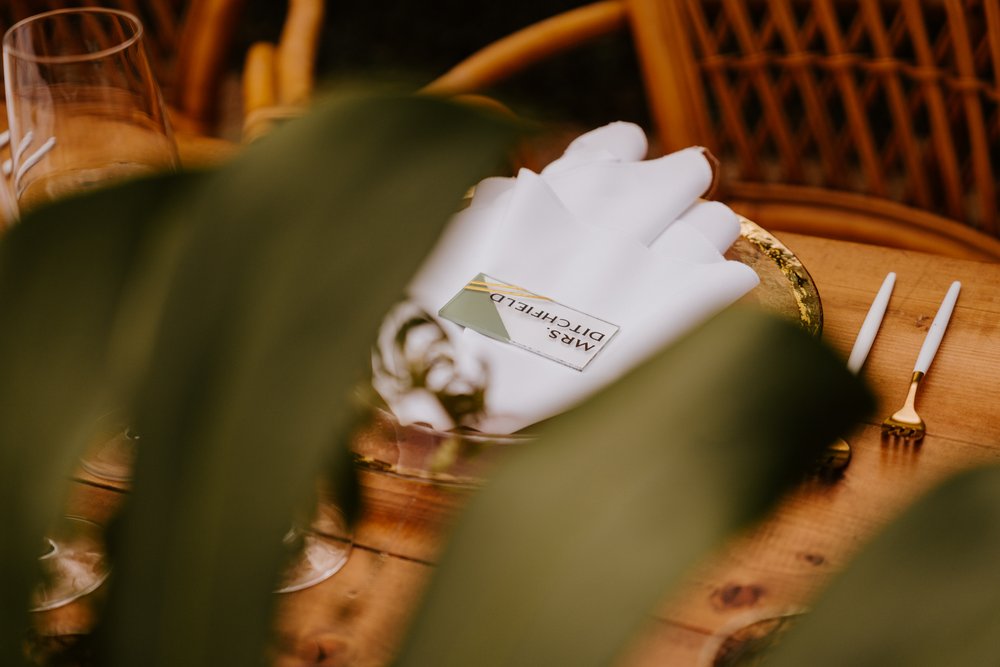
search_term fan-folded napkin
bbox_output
[380,122,760,434]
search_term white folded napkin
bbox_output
[378,122,759,434]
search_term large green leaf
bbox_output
[0,173,197,666]
[395,307,873,667]
[97,94,520,667]
[763,465,1000,667]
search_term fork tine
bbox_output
[879,282,960,446]
[880,424,924,444]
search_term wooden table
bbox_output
[41,233,1000,666]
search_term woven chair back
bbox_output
[632,0,1000,237]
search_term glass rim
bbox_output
[3,8,144,65]
[372,405,535,444]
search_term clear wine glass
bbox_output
[4,8,175,483]
[0,131,15,223]
[275,499,353,594]
[78,411,137,483]
[2,7,178,214]
[2,7,175,610]
[31,515,110,612]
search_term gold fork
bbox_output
[881,281,961,445]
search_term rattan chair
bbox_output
[241,0,325,142]
[426,0,1000,261]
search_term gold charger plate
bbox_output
[727,217,822,337]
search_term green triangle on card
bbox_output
[439,273,511,342]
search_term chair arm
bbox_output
[276,0,325,106]
[240,0,326,142]
[423,1,627,95]
[174,0,247,133]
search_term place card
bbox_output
[439,273,619,371]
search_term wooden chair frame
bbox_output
[426,0,1000,262]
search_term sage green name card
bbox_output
[439,273,620,371]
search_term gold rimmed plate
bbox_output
[728,217,822,337]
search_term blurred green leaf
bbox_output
[98,94,520,667]
[0,173,196,666]
[763,465,1000,667]
[395,307,873,667]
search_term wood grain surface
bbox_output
[38,233,1000,666]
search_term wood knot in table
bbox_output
[277,632,352,667]
[711,614,799,667]
[710,583,765,610]
[798,551,826,566]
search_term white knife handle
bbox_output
[847,272,896,375]
[914,281,961,374]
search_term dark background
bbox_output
[241,0,651,131]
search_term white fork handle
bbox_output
[913,281,961,374]
[847,271,896,375]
